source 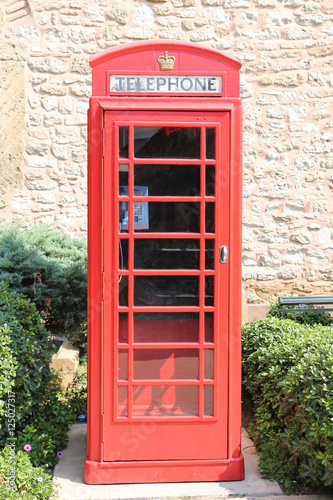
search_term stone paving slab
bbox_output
[54,424,284,500]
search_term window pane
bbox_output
[118,349,128,381]
[205,312,214,343]
[133,349,199,380]
[119,239,128,270]
[205,276,214,307]
[204,349,214,380]
[134,276,199,306]
[119,164,128,195]
[119,313,128,343]
[204,385,214,416]
[205,165,215,196]
[133,385,199,417]
[134,238,200,269]
[134,164,200,196]
[134,202,200,233]
[134,127,201,159]
[205,239,214,269]
[205,202,215,233]
[119,127,129,158]
[119,275,128,307]
[206,128,215,160]
[134,312,199,343]
[118,386,128,417]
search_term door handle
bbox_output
[219,245,229,263]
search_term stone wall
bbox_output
[0,0,332,303]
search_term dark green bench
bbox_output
[278,296,333,321]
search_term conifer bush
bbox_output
[242,316,333,491]
[0,221,87,336]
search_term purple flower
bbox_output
[24,444,31,452]
[57,451,63,457]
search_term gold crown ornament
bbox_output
[158,51,175,71]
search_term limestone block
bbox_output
[190,30,214,42]
[51,339,79,390]
[83,6,105,22]
[277,267,297,280]
[29,58,68,74]
[134,5,155,24]
[34,194,57,204]
[11,195,31,211]
[45,28,69,45]
[286,27,314,39]
[41,84,67,96]
[27,182,56,191]
[71,27,96,43]
[266,10,292,26]
[101,26,122,41]
[70,84,92,97]
[108,4,129,24]
[126,27,155,39]
[159,29,185,39]
[66,206,85,218]
[15,26,40,42]
[72,56,91,75]
[27,141,50,156]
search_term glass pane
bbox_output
[134,312,199,343]
[119,239,128,270]
[119,164,128,195]
[206,128,215,160]
[205,312,214,343]
[206,165,215,196]
[204,349,214,380]
[119,201,128,233]
[134,164,200,197]
[134,239,200,269]
[133,385,198,417]
[134,276,199,306]
[134,127,201,159]
[119,275,128,307]
[205,239,214,269]
[205,276,214,306]
[205,202,215,233]
[119,313,128,343]
[204,385,214,416]
[118,349,128,381]
[133,349,199,380]
[118,386,128,417]
[134,202,200,233]
[119,127,129,158]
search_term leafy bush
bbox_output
[0,283,72,468]
[242,316,333,491]
[268,299,332,326]
[63,359,87,420]
[0,447,56,500]
[0,221,87,335]
[0,325,17,421]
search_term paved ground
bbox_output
[53,424,287,500]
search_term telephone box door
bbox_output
[103,109,230,461]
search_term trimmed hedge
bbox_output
[242,316,333,490]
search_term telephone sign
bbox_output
[110,75,223,94]
[85,41,244,485]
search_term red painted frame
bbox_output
[85,41,243,484]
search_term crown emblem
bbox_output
[158,51,175,71]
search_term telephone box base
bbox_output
[84,455,244,484]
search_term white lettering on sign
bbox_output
[110,75,223,94]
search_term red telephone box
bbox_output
[85,41,243,484]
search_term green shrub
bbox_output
[268,299,332,326]
[0,447,56,500]
[0,325,17,421]
[242,317,333,490]
[0,283,72,468]
[0,221,87,335]
[64,359,87,420]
